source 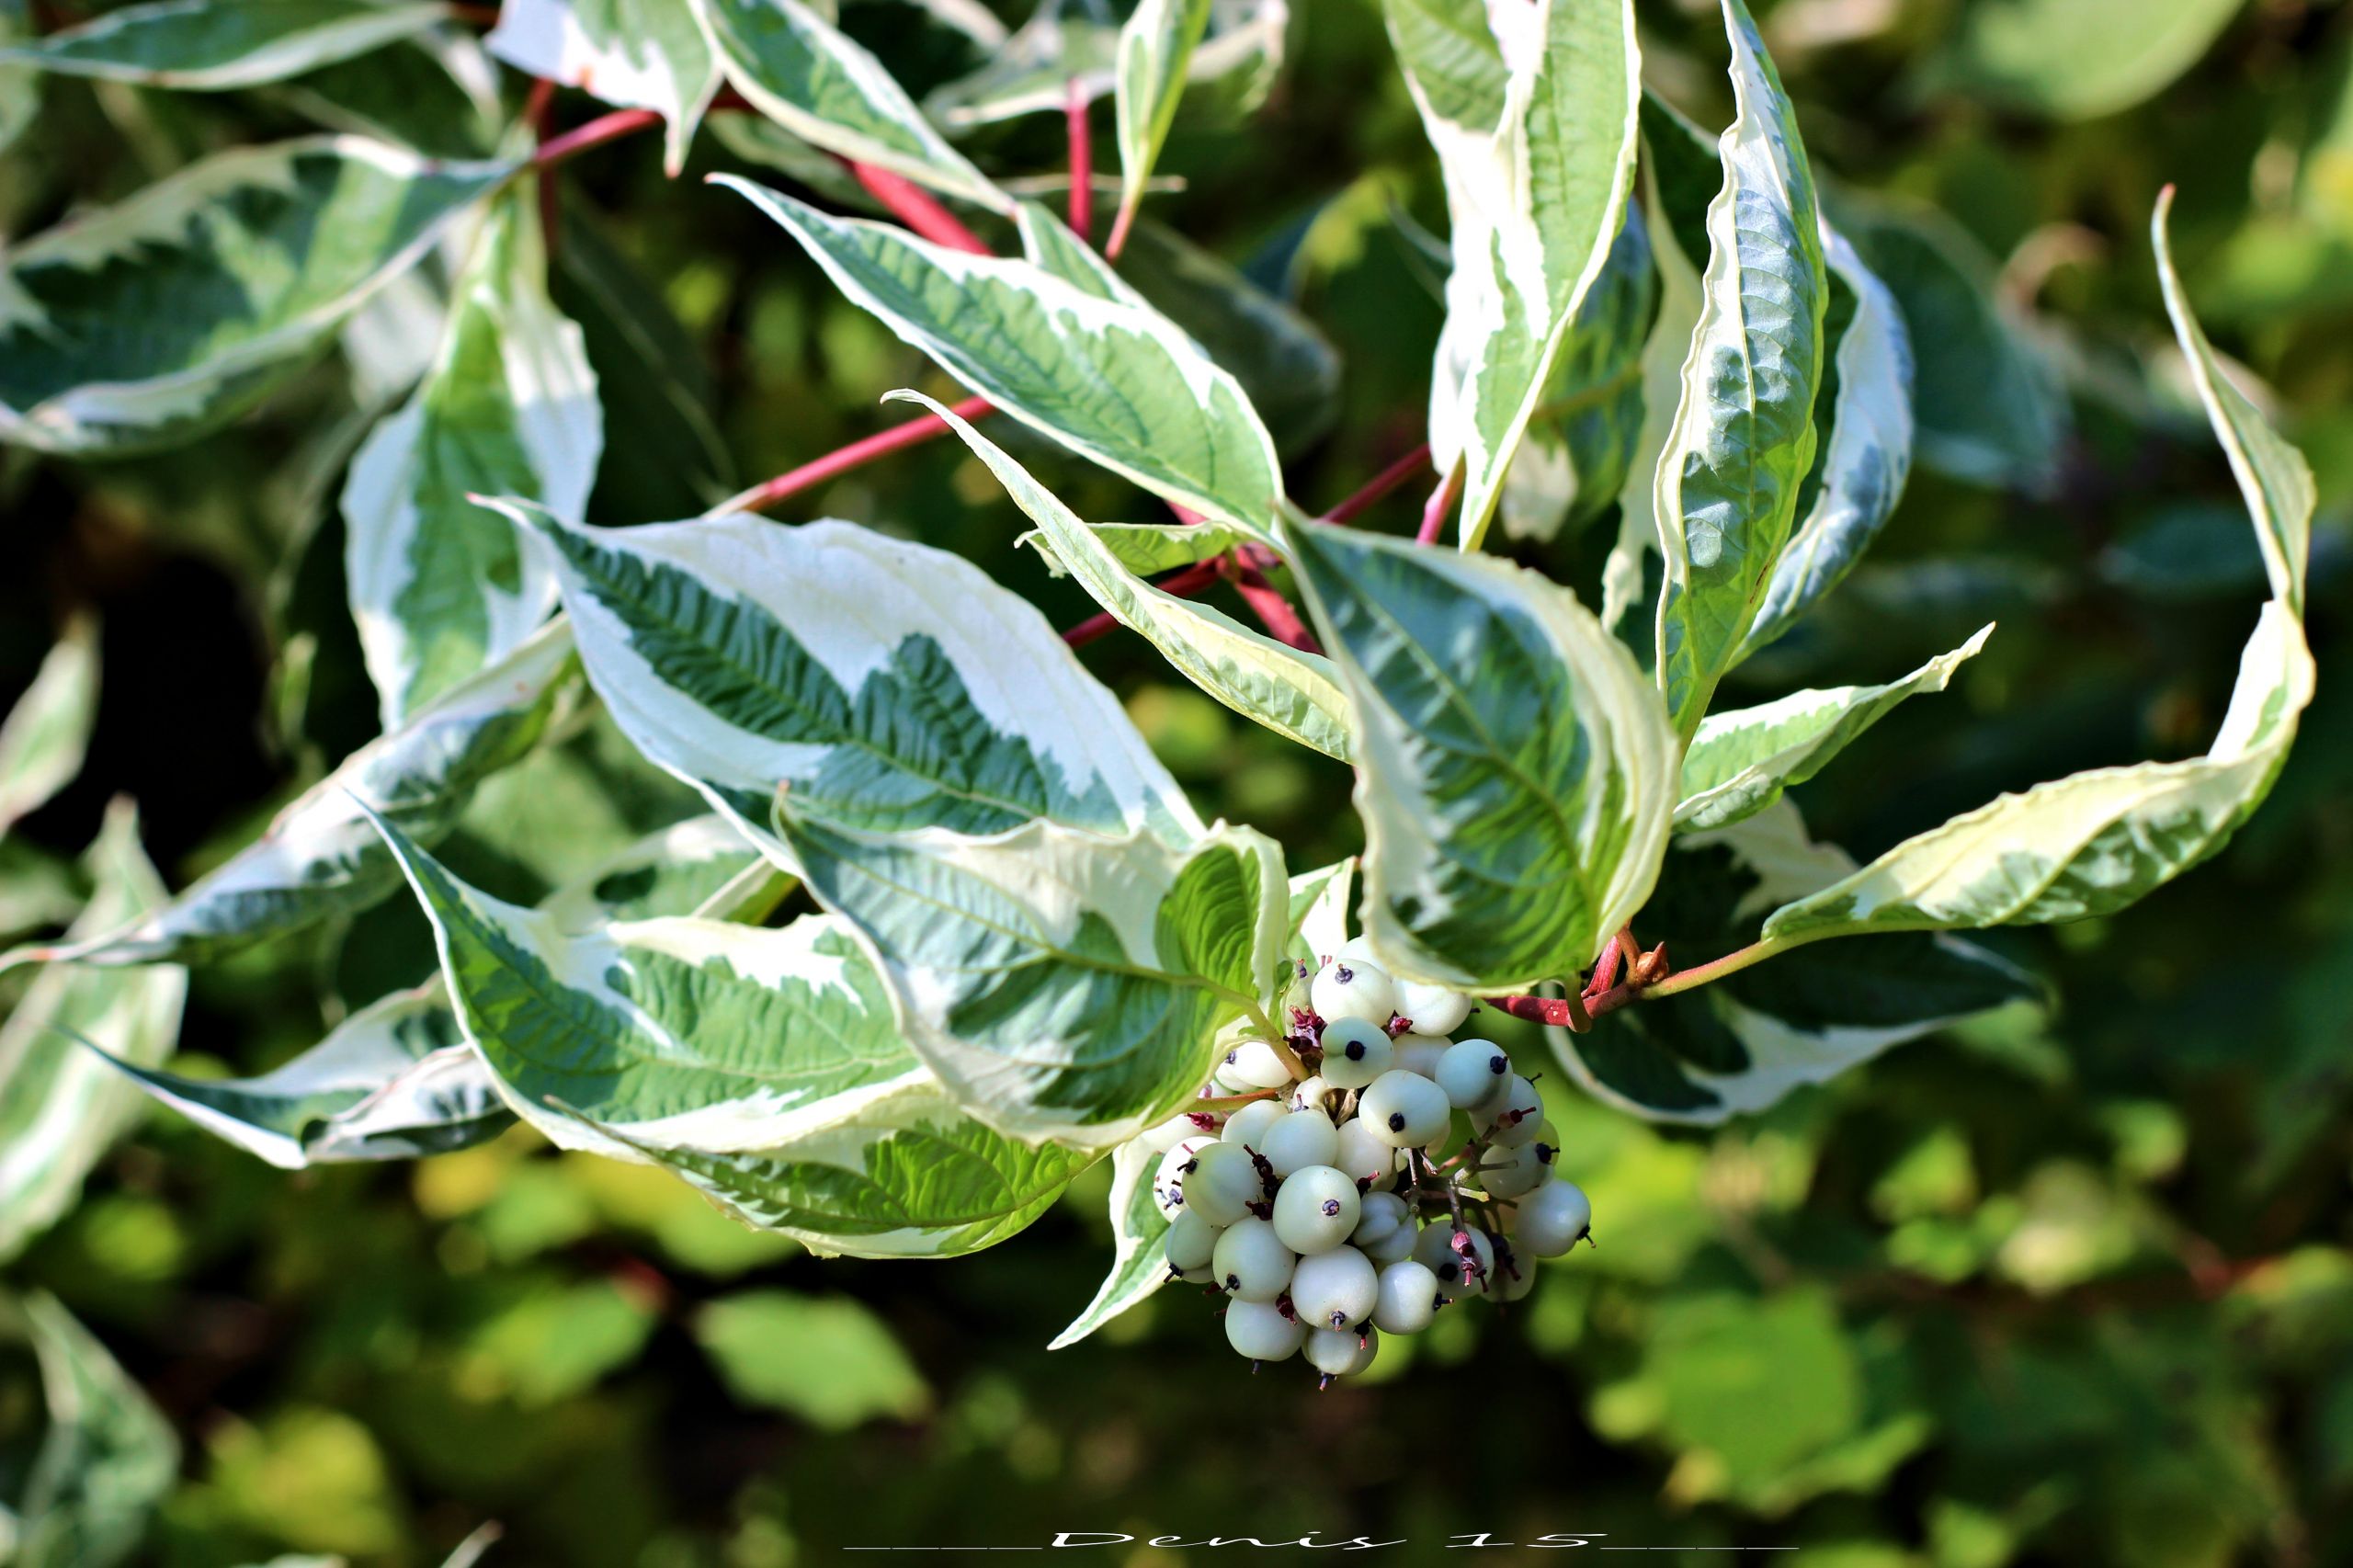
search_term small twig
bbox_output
[529,108,663,171]
[1484,992,1592,1032]
[524,78,562,256]
[1415,460,1463,546]
[1063,559,1225,646]
[847,162,991,255]
[1320,443,1433,526]
[717,395,995,515]
[1223,558,1322,653]
[1065,78,1094,243]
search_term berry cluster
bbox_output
[1143,940,1594,1385]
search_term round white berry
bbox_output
[1271,1165,1361,1255]
[1485,1075,1546,1148]
[1318,1017,1393,1090]
[1261,1109,1341,1177]
[1287,1075,1333,1116]
[1336,936,1382,966]
[1290,1244,1378,1331]
[1390,979,1472,1037]
[1224,1299,1305,1362]
[1334,1118,1405,1183]
[1390,1032,1451,1079]
[1211,1216,1297,1302]
[1434,1039,1513,1112]
[1413,1222,1495,1301]
[1221,1038,1296,1091]
[1512,1178,1593,1256]
[1373,1259,1441,1334]
[1358,1070,1450,1147]
[1361,1217,1418,1265]
[1184,1141,1266,1227]
[1141,1111,1210,1154]
[1164,1210,1219,1279]
[1350,1189,1410,1252]
[1153,1136,1217,1219]
[1489,1242,1537,1301]
[1474,1139,1549,1200]
[1311,960,1395,1027]
[1220,1098,1286,1151]
[1306,1324,1379,1379]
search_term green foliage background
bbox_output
[4,0,2351,1562]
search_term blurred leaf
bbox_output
[695,1290,930,1429]
[0,615,97,835]
[486,0,716,176]
[0,0,444,89]
[0,1292,178,1568]
[1924,0,2245,121]
[459,1276,656,1406]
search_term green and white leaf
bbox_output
[1110,0,1211,244]
[1651,0,1829,738]
[1282,520,1677,990]
[574,1083,1097,1257]
[1552,801,2040,1122]
[903,392,1351,761]
[696,0,1011,212]
[0,136,509,456]
[373,811,933,1158]
[0,616,98,835]
[2,1292,178,1568]
[925,0,1284,132]
[538,812,778,931]
[84,982,506,1170]
[777,804,1286,1146]
[0,0,444,89]
[1021,517,1248,578]
[1390,0,1642,550]
[487,0,719,174]
[1049,1134,1172,1348]
[1737,225,1915,658]
[1499,206,1654,545]
[1926,0,2245,122]
[0,0,36,158]
[1286,855,1353,967]
[717,176,1284,536]
[1756,194,2313,948]
[0,803,186,1263]
[344,197,599,727]
[494,502,1203,862]
[6,623,578,970]
[1677,625,1988,833]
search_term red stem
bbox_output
[849,163,991,255]
[1415,460,1463,546]
[1225,561,1322,653]
[530,108,663,170]
[1065,78,1095,243]
[525,78,563,257]
[1319,442,1433,526]
[1584,929,1631,998]
[1063,559,1224,647]
[729,394,995,514]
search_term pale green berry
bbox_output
[1262,1109,1340,1177]
[1435,1039,1513,1111]
[1290,1244,1379,1330]
[1318,1017,1393,1090]
[1512,1178,1592,1256]
[1224,1299,1306,1362]
[1413,1222,1495,1301]
[1211,1216,1296,1301]
[1221,1098,1285,1150]
[1185,1141,1265,1227]
[1312,960,1395,1026]
[1361,1218,1418,1265]
[1373,1259,1440,1334]
[1153,1136,1216,1219]
[1391,979,1472,1037]
[1271,1165,1360,1255]
[1490,1242,1537,1301]
[1486,1075,1546,1148]
[1140,1112,1207,1153]
[1351,1189,1410,1251]
[1164,1210,1219,1279]
[1221,1038,1296,1091]
[1335,1118,1405,1183]
[1307,1324,1379,1379]
[1359,1070,1450,1147]
[1336,936,1381,966]
[1288,1075,1333,1115]
[1475,1139,1549,1199]
[1391,1032,1450,1078]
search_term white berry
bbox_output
[1413,1222,1495,1301]
[1391,979,1472,1037]
[1311,960,1395,1026]
[1373,1260,1441,1334]
[1336,936,1382,966]
[1391,1032,1451,1078]
[1318,1017,1392,1090]
[1350,1189,1410,1252]
[1288,1075,1333,1115]
[1290,1244,1379,1330]
[1490,1244,1537,1301]
[1261,1109,1340,1177]
[1183,1141,1265,1227]
[1165,1210,1219,1279]
[1220,1038,1296,1091]
[1486,1075,1545,1148]
[1513,1178,1592,1256]
[1306,1324,1379,1378]
[1358,1070,1450,1147]
[1434,1039,1513,1111]
[1141,1111,1209,1153]
[1474,1139,1549,1200]
[1335,1118,1406,1183]
[1221,1097,1285,1150]
[1211,1217,1296,1301]
[1153,1136,1216,1219]
[1271,1165,1361,1255]
[1224,1299,1305,1362]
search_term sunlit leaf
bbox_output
[0,616,98,835]
[487,0,717,174]
[696,1290,931,1426]
[0,0,444,89]
[1049,1136,1173,1348]
[1111,0,1211,244]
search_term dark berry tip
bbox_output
[1387,1113,1406,1131]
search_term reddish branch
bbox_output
[1319,442,1433,526]
[530,108,664,170]
[848,164,991,254]
[1224,558,1321,653]
[728,395,995,514]
[1065,79,1095,242]
[1063,560,1226,647]
[1415,460,1464,545]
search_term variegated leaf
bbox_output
[1552,801,2040,1122]
[717,176,1285,536]
[538,812,780,931]
[0,136,509,456]
[778,804,1286,1146]
[1286,856,1353,967]
[1110,0,1211,245]
[1738,224,1915,658]
[0,615,98,835]
[1049,1135,1171,1347]
[372,810,936,1158]
[344,196,599,727]
[574,1083,1097,1257]
[926,0,1284,132]
[1652,0,1829,738]
[1282,519,1677,990]
[1756,193,2313,948]
[2,1292,178,1568]
[1677,625,1988,833]
[699,0,1010,212]
[1022,517,1248,578]
[5,624,578,970]
[490,502,1203,861]
[0,0,443,89]
[0,803,186,1263]
[902,391,1351,760]
[487,0,718,175]
[0,0,34,157]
